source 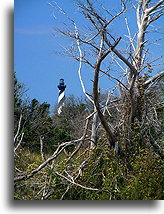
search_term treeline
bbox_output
[14,73,163,200]
[14,73,80,153]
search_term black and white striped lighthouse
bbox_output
[57,78,66,115]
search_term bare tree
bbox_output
[50,0,163,153]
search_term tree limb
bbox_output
[143,71,164,88]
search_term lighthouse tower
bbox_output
[57,78,66,115]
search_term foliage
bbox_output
[14,73,73,153]
[14,140,163,200]
[53,95,89,139]
[14,73,163,200]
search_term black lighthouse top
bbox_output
[58,78,66,91]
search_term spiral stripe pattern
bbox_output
[57,79,66,115]
[58,90,65,115]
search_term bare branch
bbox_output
[54,171,112,193]
[143,71,164,88]
[100,70,129,91]
[112,48,138,75]
[74,22,94,103]
[14,114,23,144]
[147,13,163,25]
[146,0,164,14]
[14,139,82,182]
[40,136,45,162]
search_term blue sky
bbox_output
[15,0,83,112]
[14,0,163,113]
[14,0,123,113]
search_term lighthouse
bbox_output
[57,78,66,115]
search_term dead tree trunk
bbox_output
[90,104,99,149]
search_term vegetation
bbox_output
[14,73,163,200]
[14,0,163,200]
